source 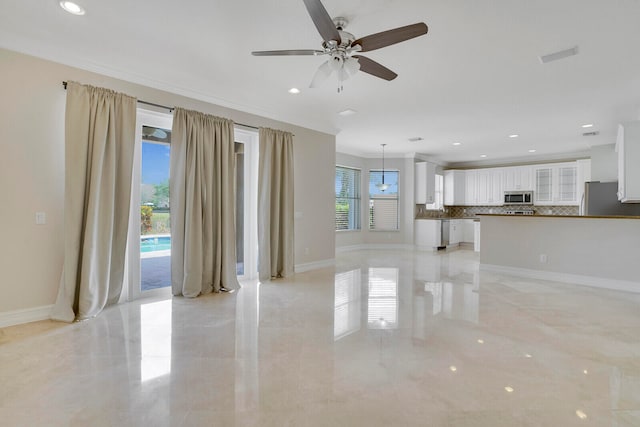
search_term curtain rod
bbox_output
[62,81,174,112]
[62,82,275,134]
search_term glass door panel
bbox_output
[140,128,171,292]
[128,110,173,300]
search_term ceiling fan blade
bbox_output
[302,0,341,44]
[252,49,325,56]
[352,55,398,81]
[352,23,428,52]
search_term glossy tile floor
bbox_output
[2,248,640,426]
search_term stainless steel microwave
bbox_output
[504,191,533,205]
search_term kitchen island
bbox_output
[479,214,640,292]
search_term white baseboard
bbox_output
[0,305,53,328]
[295,258,336,273]
[335,244,367,253]
[336,243,414,253]
[480,264,640,294]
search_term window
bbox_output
[369,170,399,230]
[335,166,361,231]
[427,173,444,210]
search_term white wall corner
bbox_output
[0,305,54,328]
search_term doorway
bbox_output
[127,111,258,300]
[128,109,173,300]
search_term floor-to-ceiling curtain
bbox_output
[51,82,136,322]
[258,127,294,281]
[170,108,239,297]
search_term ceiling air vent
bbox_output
[539,46,579,64]
[582,131,600,137]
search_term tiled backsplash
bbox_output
[415,205,579,218]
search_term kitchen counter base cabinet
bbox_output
[415,219,477,251]
[479,215,640,291]
[414,219,442,250]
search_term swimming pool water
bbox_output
[141,236,171,253]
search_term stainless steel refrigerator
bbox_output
[581,181,640,216]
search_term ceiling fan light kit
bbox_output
[251,0,428,91]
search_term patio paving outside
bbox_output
[141,254,245,292]
[141,255,171,291]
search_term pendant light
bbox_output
[376,143,390,192]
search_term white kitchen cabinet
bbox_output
[414,219,441,249]
[617,122,640,202]
[414,161,436,205]
[444,170,466,206]
[449,220,462,245]
[464,170,476,205]
[468,169,503,206]
[503,166,533,191]
[462,219,475,243]
[534,162,579,206]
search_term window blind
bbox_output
[369,170,399,230]
[335,166,361,231]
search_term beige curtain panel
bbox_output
[51,82,137,322]
[258,127,295,281]
[170,108,240,297]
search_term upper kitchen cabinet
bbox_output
[467,169,503,206]
[444,170,466,206]
[533,162,580,205]
[503,166,533,191]
[617,122,640,202]
[415,162,436,205]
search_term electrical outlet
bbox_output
[539,254,547,263]
[35,212,46,225]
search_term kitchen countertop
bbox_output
[477,213,640,220]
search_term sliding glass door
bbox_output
[235,128,258,281]
[128,109,173,300]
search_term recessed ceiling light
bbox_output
[581,123,594,128]
[338,108,357,116]
[288,88,300,94]
[59,1,85,15]
[449,366,457,372]
[408,137,423,142]
[509,134,519,138]
[528,149,537,153]
[575,410,587,420]
[504,386,514,393]
[452,142,462,146]
[477,339,484,344]
[480,154,487,158]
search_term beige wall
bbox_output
[480,215,640,287]
[335,152,415,249]
[0,48,335,314]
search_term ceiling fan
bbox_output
[251,0,428,91]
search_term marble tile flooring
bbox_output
[1,248,640,426]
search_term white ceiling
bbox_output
[2,0,640,164]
